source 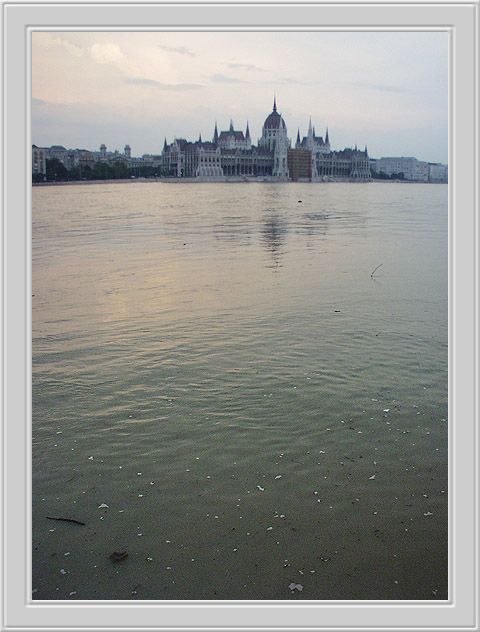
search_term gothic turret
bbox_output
[213,121,218,144]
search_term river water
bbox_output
[32,181,448,600]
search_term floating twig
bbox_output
[370,263,383,278]
[46,516,85,525]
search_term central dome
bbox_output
[263,97,286,130]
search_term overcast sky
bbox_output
[32,30,448,163]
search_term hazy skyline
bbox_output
[32,30,449,163]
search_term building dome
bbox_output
[263,97,286,130]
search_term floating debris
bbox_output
[369,475,376,480]
[257,485,265,491]
[46,516,85,526]
[288,583,303,592]
[98,503,109,509]
[275,475,282,479]
[109,551,128,562]
[424,512,433,516]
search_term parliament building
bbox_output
[161,98,371,182]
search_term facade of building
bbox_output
[428,163,448,182]
[161,99,371,182]
[287,149,312,181]
[32,145,46,178]
[372,156,448,182]
[315,147,370,180]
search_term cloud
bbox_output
[211,74,245,84]
[228,63,264,72]
[89,42,128,67]
[124,76,203,90]
[158,45,195,57]
[32,97,48,105]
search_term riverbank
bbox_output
[33,177,445,186]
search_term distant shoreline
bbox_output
[33,177,446,186]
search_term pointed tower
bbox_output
[163,137,167,151]
[229,119,234,133]
[364,144,368,156]
[213,121,219,144]
[306,117,314,151]
[296,127,301,149]
[325,127,329,148]
[313,125,316,139]
[273,94,277,112]
[198,133,202,143]
[245,121,251,149]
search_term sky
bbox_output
[32,30,449,163]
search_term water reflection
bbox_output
[260,213,288,268]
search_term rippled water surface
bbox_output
[32,181,448,600]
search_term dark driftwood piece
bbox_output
[46,516,86,525]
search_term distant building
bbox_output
[32,145,46,179]
[316,147,370,180]
[216,120,252,150]
[428,162,448,182]
[161,98,370,182]
[373,156,447,182]
[44,145,68,164]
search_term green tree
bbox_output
[45,158,69,182]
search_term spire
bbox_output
[245,121,250,139]
[198,132,202,143]
[273,94,277,112]
[229,119,234,133]
[308,116,313,137]
[163,137,167,151]
[313,125,316,138]
[365,144,368,155]
[325,127,329,144]
[296,128,301,144]
[213,121,218,143]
